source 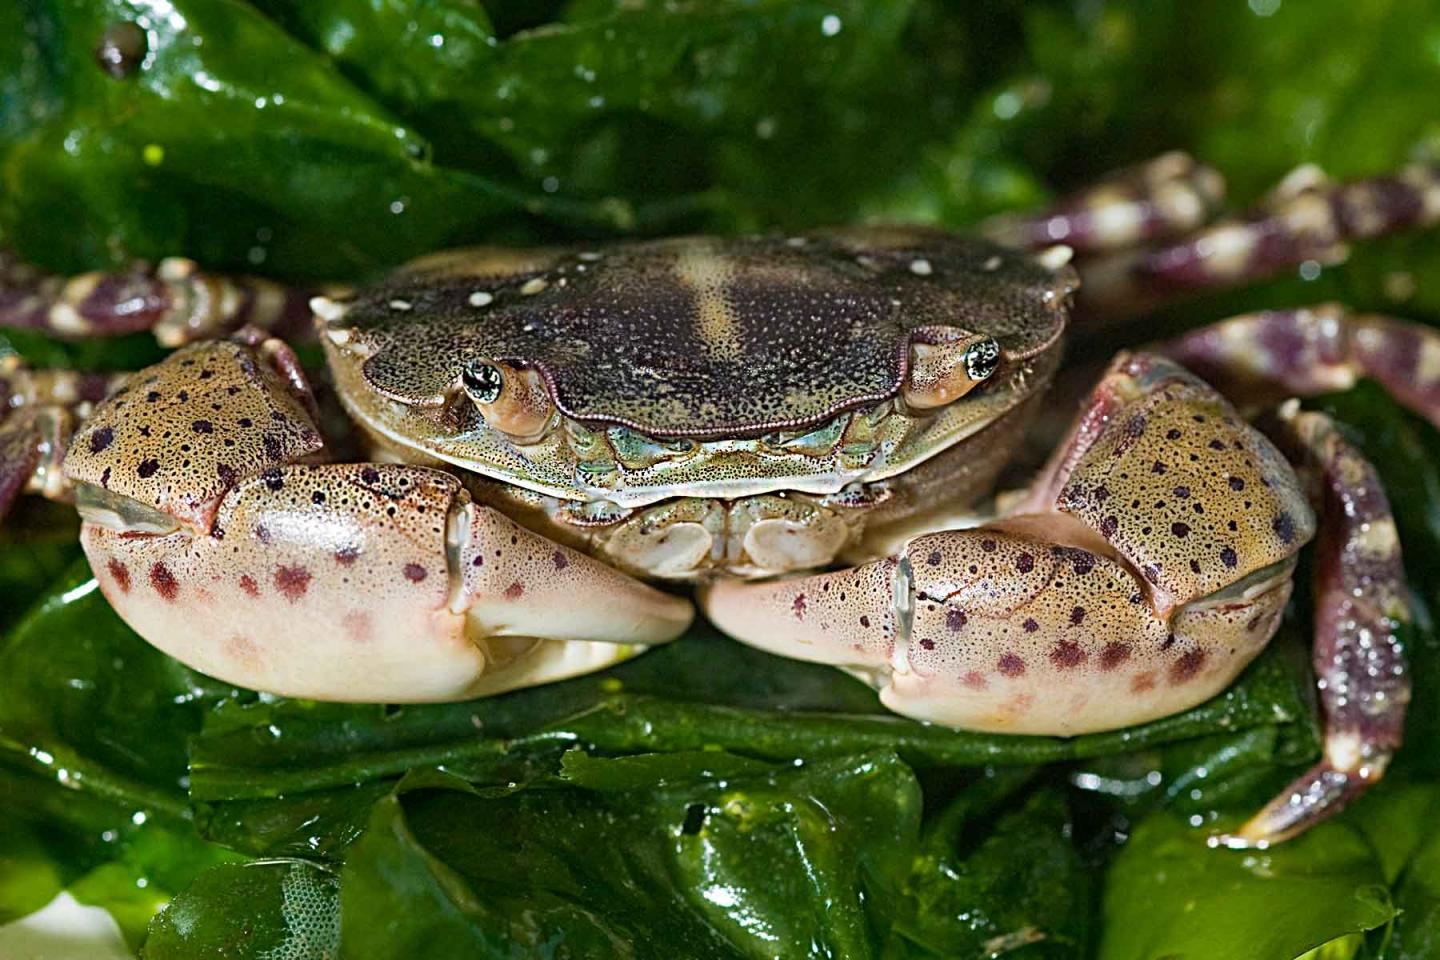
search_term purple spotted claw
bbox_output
[705,354,1312,736]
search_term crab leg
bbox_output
[0,250,316,346]
[704,354,1313,736]
[1077,164,1440,317]
[1219,405,1408,847]
[980,151,1226,255]
[1162,305,1440,431]
[0,361,128,519]
[63,333,692,701]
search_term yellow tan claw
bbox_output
[66,335,690,701]
[702,526,1290,735]
[705,352,1311,735]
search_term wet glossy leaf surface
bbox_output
[1099,812,1397,960]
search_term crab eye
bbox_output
[461,359,555,443]
[462,360,504,404]
[903,329,1001,411]
[962,338,1001,381]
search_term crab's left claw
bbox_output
[704,354,1309,736]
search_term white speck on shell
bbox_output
[468,291,494,307]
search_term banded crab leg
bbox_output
[0,250,318,346]
[1149,308,1420,844]
[1163,304,1440,432]
[979,151,1227,255]
[1217,404,1408,847]
[0,359,127,520]
[62,331,691,701]
[704,354,1314,738]
[1075,164,1440,318]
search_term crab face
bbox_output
[317,228,1076,578]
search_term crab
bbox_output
[1,153,1435,847]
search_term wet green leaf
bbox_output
[0,817,64,926]
[1,0,514,279]
[0,563,239,944]
[1099,812,1397,960]
[887,786,1090,958]
[142,860,339,960]
[0,562,229,814]
[1378,819,1440,959]
[337,753,917,959]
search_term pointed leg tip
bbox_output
[1225,754,1387,847]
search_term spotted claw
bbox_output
[705,354,1313,735]
[64,335,691,701]
[703,523,1293,734]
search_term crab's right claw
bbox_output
[79,464,692,701]
[65,335,690,702]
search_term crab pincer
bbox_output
[708,352,1409,842]
[705,355,1311,735]
[61,333,691,701]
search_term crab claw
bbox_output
[703,524,1293,735]
[704,353,1312,737]
[80,466,691,700]
[66,335,690,701]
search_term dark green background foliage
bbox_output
[3,1,1440,958]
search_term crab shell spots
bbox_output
[1054,355,1314,611]
[333,229,1071,438]
[65,340,323,529]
